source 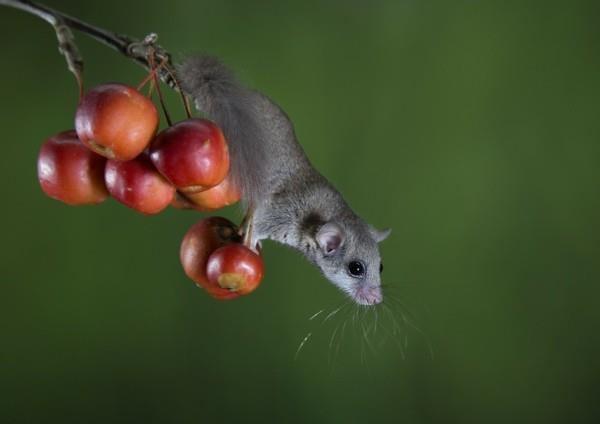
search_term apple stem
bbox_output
[146,75,156,98]
[136,56,168,92]
[182,93,193,119]
[76,72,84,103]
[162,65,193,119]
[147,46,173,127]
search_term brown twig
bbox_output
[0,0,182,92]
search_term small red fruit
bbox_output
[206,244,264,295]
[37,130,108,205]
[150,118,229,193]
[186,176,241,211]
[180,217,241,300]
[105,155,175,215]
[75,83,159,160]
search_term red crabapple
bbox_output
[150,118,229,193]
[37,130,108,205]
[180,217,241,300]
[104,155,175,215]
[75,83,159,160]
[206,244,264,295]
[186,176,241,211]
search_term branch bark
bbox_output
[0,0,178,91]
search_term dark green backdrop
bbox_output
[1,1,599,423]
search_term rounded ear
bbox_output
[316,222,345,256]
[370,226,391,243]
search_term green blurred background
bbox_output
[1,1,599,423]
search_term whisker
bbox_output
[334,319,348,363]
[365,307,377,339]
[322,300,351,324]
[295,281,432,366]
[381,303,400,335]
[360,324,366,366]
[361,320,377,357]
[374,305,379,337]
[384,295,424,328]
[377,317,406,359]
[294,332,312,360]
[331,304,358,369]
[383,299,435,360]
[352,304,360,327]
[308,309,324,321]
[384,305,411,359]
[328,317,345,367]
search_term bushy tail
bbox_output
[176,55,266,206]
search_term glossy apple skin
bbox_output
[37,130,108,205]
[186,176,241,211]
[75,83,159,160]
[206,244,264,295]
[150,118,229,193]
[104,155,175,215]
[180,217,242,300]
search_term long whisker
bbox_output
[352,303,360,327]
[361,319,377,357]
[323,299,351,324]
[294,299,350,364]
[384,304,411,359]
[384,294,420,323]
[308,309,324,321]
[383,298,435,360]
[334,319,348,363]
[382,303,402,336]
[373,305,379,338]
[294,332,312,360]
[328,319,344,367]
[376,316,406,359]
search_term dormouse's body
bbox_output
[178,56,389,305]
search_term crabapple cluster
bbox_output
[37,82,262,299]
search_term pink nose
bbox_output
[355,285,383,306]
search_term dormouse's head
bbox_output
[308,218,391,306]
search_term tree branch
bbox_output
[0,0,178,91]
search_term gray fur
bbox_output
[176,55,389,305]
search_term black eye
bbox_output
[379,263,384,273]
[348,261,365,277]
